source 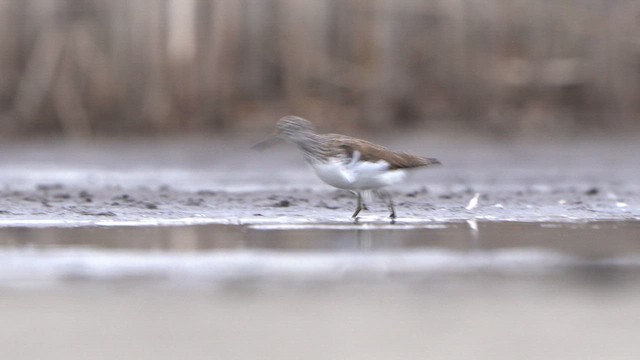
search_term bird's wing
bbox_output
[325,134,441,170]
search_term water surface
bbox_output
[1,221,638,287]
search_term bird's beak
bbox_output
[251,132,281,150]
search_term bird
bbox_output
[252,115,441,220]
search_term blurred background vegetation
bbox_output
[0,0,639,137]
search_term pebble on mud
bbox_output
[36,183,63,192]
[585,187,599,196]
[80,210,116,217]
[113,194,134,202]
[184,198,205,206]
[273,200,291,207]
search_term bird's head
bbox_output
[275,116,315,140]
[252,116,316,150]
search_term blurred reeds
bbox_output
[0,0,638,136]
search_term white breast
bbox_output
[310,158,406,190]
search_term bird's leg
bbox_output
[350,191,368,210]
[375,190,396,220]
[352,191,363,218]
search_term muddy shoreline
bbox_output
[0,133,638,226]
[0,182,637,226]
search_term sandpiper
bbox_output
[253,116,441,219]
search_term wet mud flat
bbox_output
[0,135,639,359]
[0,179,638,226]
[0,134,638,225]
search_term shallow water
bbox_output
[2,221,640,360]
[1,221,639,287]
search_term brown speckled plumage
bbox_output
[323,134,441,170]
